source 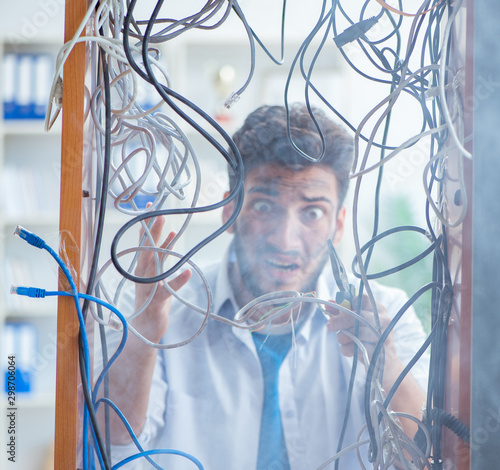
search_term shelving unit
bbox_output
[0,33,61,470]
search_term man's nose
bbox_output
[267,211,302,251]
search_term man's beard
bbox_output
[232,228,329,299]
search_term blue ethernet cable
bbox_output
[11,284,130,466]
[96,397,205,470]
[112,449,204,470]
[13,226,100,469]
[95,400,204,470]
[13,227,205,470]
[41,290,129,400]
[13,284,205,470]
[94,397,167,470]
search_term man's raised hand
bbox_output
[133,213,192,343]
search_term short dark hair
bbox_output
[229,104,353,205]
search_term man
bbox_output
[103,104,428,469]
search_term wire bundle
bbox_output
[25,0,473,468]
[321,0,470,468]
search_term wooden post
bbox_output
[54,0,87,468]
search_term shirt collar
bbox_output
[212,242,239,318]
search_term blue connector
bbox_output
[14,225,46,249]
[11,286,47,298]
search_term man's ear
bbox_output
[222,191,235,234]
[332,205,346,246]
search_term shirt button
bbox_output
[285,409,295,419]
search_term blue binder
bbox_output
[2,53,53,120]
[3,322,37,393]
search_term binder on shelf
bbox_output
[2,53,16,120]
[3,322,37,393]
[2,53,53,120]
[33,54,52,119]
[17,54,33,119]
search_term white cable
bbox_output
[350,122,447,178]
[438,0,472,160]
[44,0,101,131]
[422,146,468,228]
[47,29,172,130]
[93,245,213,349]
[315,438,371,469]
[351,64,443,176]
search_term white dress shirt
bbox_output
[108,248,429,470]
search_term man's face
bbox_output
[224,163,345,299]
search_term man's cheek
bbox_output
[306,240,327,262]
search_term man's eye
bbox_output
[253,200,273,214]
[304,207,325,221]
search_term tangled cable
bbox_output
[34,0,473,468]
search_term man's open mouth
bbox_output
[266,260,299,271]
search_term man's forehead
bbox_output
[245,164,339,196]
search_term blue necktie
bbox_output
[253,332,292,470]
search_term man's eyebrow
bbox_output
[247,186,334,206]
[247,186,279,196]
[301,195,334,206]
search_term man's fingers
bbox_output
[327,308,364,332]
[338,343,366,359]
[141,214,166,247]
[137,269,192,309]
[136,225,176,278]
[147,270,192,306]
[138,202,166,246]
[350,294,373,311]
[336,327,378,346]
[338,343,356,358]
[324,300,341,316]
[167,269,192,292]
[326,296,388,333]
[160,231,176,250]
[326,296,393,363]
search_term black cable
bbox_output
[283,0,331,163]
[383,322,436,410]
[78,338,109,469]
[139,0,233,42]
[429,408,470,443]
[75,37,114,470]
[296,1,422,152]
[333,284,362,470]
[364,281,441,462]
[81,2,461,468]
[426,231,453,464]
[360,3,402,46]
[231,0,287,66]
[334,57,397,467]
[123,0,241,165]
[422,4,458,461]
[93,48,113,466]
[111,0,245,285]
[351,226,439,280]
